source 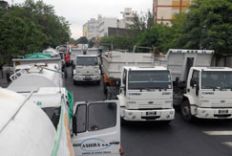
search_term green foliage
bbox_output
[100,36,136,51]
[76,36,88,44]
[136,24,172,52]
[0,0,70,65]
[130,11,154,32]
[176,0,232,55]
[101,0,232,55]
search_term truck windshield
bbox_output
[76,57,98,66]
[201,71,232,89]
[128,70,172,90]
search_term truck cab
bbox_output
[72,101,122,156]
[181,67,232,121]
[73,55,101,85]
[118,66,175,122]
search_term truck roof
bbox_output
[0,88,56,155]
[124,66,168,71]
[8,64,62,92]
[76,54,98,57]
[192,67,232,72]
[168,49,214,54]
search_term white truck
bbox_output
[0,88,122,156]
[118,66,175,122]
[165,49,215,107]
[73,55,101,85]
[102,51,156,98]
[164,49,232,121]
[180,67,232,121]
[102,51,174,122]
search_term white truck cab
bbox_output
[118,66,175,122]
[73,55,101,85]
[181,67,232,121]
[72,101,122,156]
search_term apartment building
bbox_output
[83,18,99,40]
[83,8,136,39]
[0,0,9,9]
[153,0,192,25]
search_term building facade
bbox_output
[83,8,136,39]
[121,8,137,28]
[0,0,9,9]
[153,0,192,25]
[83,18,99,40]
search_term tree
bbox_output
[136,24,172,52]
[0,0,71,65]
[100,36,136,51]
[23,0,70,47]
[130,11,154,32]
[76,36,88,44]
[176,0,232,55]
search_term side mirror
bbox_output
[196,84,199,96]
[190,79,196,87]
[116,80,121,87]
[119,85,124,94]
[72,103,87,134]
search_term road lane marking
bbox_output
[223,142,232,148]
[204,131,232,136]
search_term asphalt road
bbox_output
[65,67,232,156]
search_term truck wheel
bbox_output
[161,120,171,125]
[121,118,127,126]
[64,69,68,79]
[103,84,107,95]
[73,80,77,85]
[96,80,100,85]
[181,100,194,122]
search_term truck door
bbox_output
[184,57,194,81]
[189,70,200,98]
[72,101,121,156]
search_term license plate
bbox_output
[146,111,157,116]
[218,109,229,114]
[85,76,92,80]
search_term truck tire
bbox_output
[161,120,171,125]
[64,68,68,79]
[73,80,77,85]
[103,84,107,95]
[96,80,100,85]
[181,100,195,122]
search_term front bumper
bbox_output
[193,107,232,119]
[121,108,175,121]
[73,74,101,82]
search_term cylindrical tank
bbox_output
[0,88,56,156]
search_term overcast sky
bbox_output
[6,0,152,39]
